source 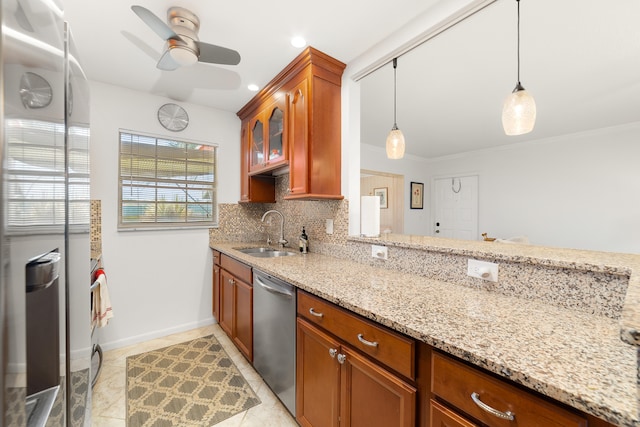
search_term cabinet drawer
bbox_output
[297,290,415,379]
[431,399,479,427]
[220,254,252,284]
[431,352,587,427]
[213,250,221,266]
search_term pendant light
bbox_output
[386,58,405,159]
[502,0,536,136]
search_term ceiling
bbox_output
[361,0,640,159]
[62,0,441,113]
[62,0,639,160]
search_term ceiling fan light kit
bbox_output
[386,57,405,159]
[502,0,536,136]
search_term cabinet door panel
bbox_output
[296,318,340,427]
[240,123,250,202]
[431,399,479,427]
[341,346,416,427]
[219,270,234,337]
[212,264,220,321]
[268,104,285,163]
[288,78,309,196]
[234,278,253,361]
[249,115,265,172]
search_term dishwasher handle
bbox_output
[254,274,294,298]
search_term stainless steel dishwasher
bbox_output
[252,270,296,416]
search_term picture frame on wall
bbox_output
[410,182,424,209]
[373,187,388,209]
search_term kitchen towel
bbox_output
[92,269,113,328]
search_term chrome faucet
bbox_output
[261,210,288,248]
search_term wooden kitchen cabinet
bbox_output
[430,351,588,427]
[283,53,343,200]
[296,318,341,427]
[219,254,253,361]
[296,291,416,427]
[237,47,345,201]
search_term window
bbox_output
[118,131,217,229]
[5,119,90,234]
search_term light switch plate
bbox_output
[372,245,388,260]
[325,219,334,234]
[467,259,498,282]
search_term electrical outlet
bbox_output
[467,259,498,282]
[372,245,388,260]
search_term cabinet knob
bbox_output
[329,348,337,358]
[337,354,346,364]
[228,278,235,285]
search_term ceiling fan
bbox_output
[131,5,241,71]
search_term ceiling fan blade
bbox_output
[157,50,180,71]
[131,5,180,41]
[196,42,241,66]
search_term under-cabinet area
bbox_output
[210,246,624,427]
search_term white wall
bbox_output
[425,123,640,253]
[89,82,240,350]
[362,122,640,254]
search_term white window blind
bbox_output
[118,131,217,229]
[6,119,90,234]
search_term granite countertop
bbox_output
[211,242,639,427]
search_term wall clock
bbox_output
[19,72,53,109]
[157,103,189,131]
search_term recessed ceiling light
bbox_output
[291,36,306,48]
[248,84,259,92]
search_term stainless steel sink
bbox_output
[236,247,297,257]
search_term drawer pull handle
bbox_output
[329,348,337,358]
[470,392,515,421]
[357,334,378,348]
[309,308,324,318]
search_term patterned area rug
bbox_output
[126,335,260,427]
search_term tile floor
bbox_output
[91,323,298,426]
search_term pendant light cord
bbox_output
[516,0,521,84]
[392,57,398,127]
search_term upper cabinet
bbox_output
[237,47,346,202]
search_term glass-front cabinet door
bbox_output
[268,106,284,162]
[248,98,287,174]
[250,118,264,171]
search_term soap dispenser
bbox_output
[299,227,309,253]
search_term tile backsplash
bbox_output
[209,174,349,253]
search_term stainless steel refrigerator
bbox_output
[1,0,91,425]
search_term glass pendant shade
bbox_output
[502,83,536,135]
[386,125,405,159]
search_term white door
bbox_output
[433,175,479,240]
